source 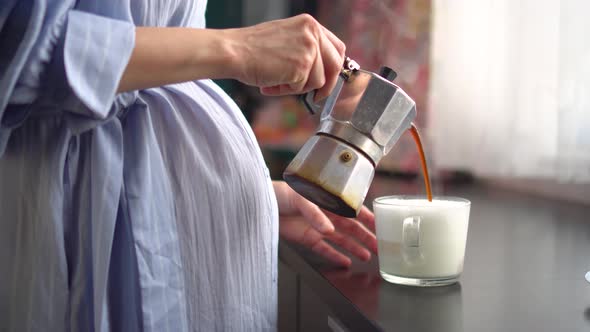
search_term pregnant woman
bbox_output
[0,0,377,331]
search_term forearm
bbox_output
[117,15,345,97]
[117,27,240,92]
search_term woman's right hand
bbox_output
[226,14,346,101]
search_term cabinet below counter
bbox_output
[277,177,590,332]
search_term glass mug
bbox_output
[373,196,471,287]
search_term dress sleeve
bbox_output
[0,0,135,154]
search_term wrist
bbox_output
[219,28,252,83]
[182,28,243,81]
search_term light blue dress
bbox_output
[0,0,279,331]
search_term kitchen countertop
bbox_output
[278,176,590,331]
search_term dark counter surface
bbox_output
[279,176,590,331]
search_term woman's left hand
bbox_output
[273,181,377,267]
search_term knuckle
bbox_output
[313,77,326,90]
[288,71,303,86]
[295,53,315,72]
[301,228,318,246]
[318,75,326,87]
[301,30,318,50]
[289,63,306,80]
[337,41,346,56]
[305,52,317,67]
[299,13,317,26]
[300,14,320,37]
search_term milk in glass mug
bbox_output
[373,196,471,287]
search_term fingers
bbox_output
[310,240,352,267]
[321,26,346,59]
[326,231,371,262]
[314,29,344,100]
[275,181,334,234]
[301,46,326,93]
[357,206,376,233]
[315,26,346,101]
[260,16,345,97]
[279,216,351,267]
[284,27,338,96]
[279,216,324,245]
[295,194,335,234]
[326,211,378,254]
[260,84,289,96]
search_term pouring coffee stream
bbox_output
[284,57,432,217]
[409,123,433,202]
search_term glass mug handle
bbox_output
[402,216,421,247]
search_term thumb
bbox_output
[294,196,335,234]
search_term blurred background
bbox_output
[207,0,590,204]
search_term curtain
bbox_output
[428,0,590,183]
